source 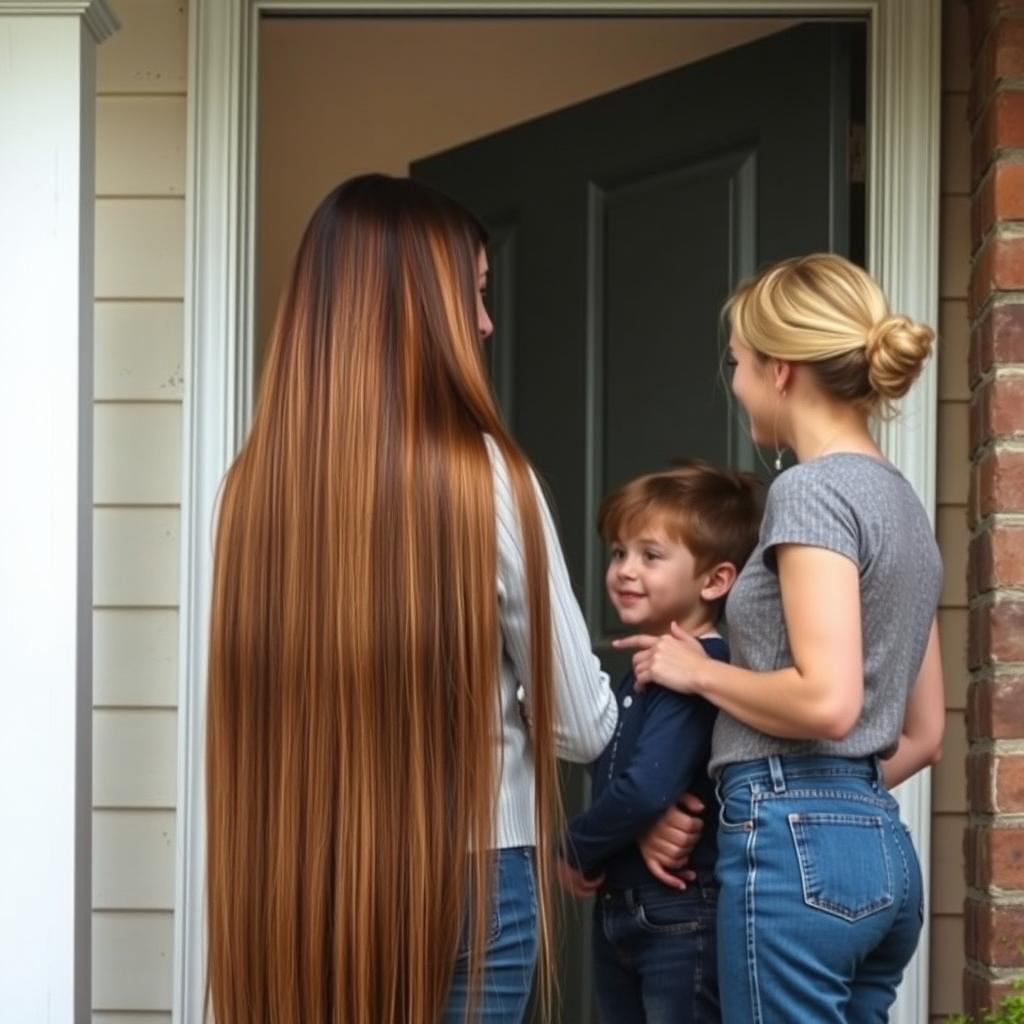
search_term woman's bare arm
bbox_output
[880,620,944,789]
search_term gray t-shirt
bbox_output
[709,453,942,776]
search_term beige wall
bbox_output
[930,0,971,1020]
[258,16,797,347]
[93,0,187,1019]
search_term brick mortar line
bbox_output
[969,291,1024,328]
[970,598,1024,610]
[968,590,1024,608]
[966,887,1024,906]
[964,962,1024,982]
[987,290,1024,305]
[970,511,1024,528]
[968,514,1024,542]
[967,812,1024,826]
[970,152,1024,212]
[971,440,1024,460]
[984,74,1024,96]
[969,291,1024,329]
[974,161,997,202]
[964,591,1024,607]
[969,438,1024,464]
[972,439,1024,455]
[984,143,1024,180]
[968,665,1024,683]
[975,74,1024,120]
[993,222,1024,240]
[966,738,1024,754]
[971,366,1024,388]
[974,220,1000,258]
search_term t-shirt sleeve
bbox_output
[760,465,861,571]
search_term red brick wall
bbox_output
[966,0,1024,1012]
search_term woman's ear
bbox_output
[772,359,793,396]
[701,561,738,603]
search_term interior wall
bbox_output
[258,16,798,346]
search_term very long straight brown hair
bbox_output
[206,175,559,1022]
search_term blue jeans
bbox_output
[441,847,537,1024]
[592,876,720,1024]
[715,756,924,1023]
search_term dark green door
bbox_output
[412,22,858,1021]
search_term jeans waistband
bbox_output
[600,876,718,906]
[718,754,884,799]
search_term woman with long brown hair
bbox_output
[205,174,617,1023]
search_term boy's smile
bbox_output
[606,526,709,636]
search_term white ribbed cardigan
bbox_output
[486,437,618,848]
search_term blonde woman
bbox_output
[206,174,617,1023]
[617,254,944,1022]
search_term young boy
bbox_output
[560,461,763,1024]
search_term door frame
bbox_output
[177,2,940,1021]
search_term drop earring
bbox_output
[773,389,787,472]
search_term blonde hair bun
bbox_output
[864,314,935,400]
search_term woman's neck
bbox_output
[785,401,880,465]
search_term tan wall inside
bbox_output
[258,16,797,347]
[92,0,187,1018]
[931,0,971,1020]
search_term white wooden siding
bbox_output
[94,609,179,707]
[94,404,182,505]
[94,509,180,608]
[96,96,186,196]
[93,0,187,1016]
[93,710,178,809]
[93,810,176,909]
[92,913,175,1011]
[95,200,185,299]
[95,302,184,401]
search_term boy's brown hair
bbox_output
[598,460,765,575]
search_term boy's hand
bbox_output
[557,857,604,899]
[613,622,709,693]
[638,793,706,891]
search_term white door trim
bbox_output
[177,3,940,1020]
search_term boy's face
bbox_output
[605,524,707,634]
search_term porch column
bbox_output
[0,2,117,1019]
[966,0,1024,1013]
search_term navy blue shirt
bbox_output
[565,636,728,890]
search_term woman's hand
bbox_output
[613,622,710,693]
[637,792,706,890]
[556,857,603,899]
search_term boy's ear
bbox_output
[701,561,737,603]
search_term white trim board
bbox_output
[0,3,118,1017]
[178,3,940,1022]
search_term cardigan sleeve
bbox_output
[487,437,618,763]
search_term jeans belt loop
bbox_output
[768,754,786,794]
[871,754,883,790]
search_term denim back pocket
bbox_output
[787,812,894,922]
